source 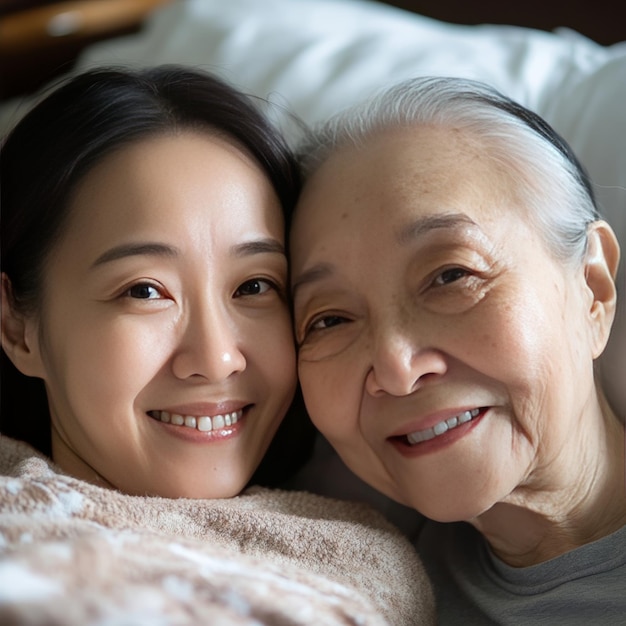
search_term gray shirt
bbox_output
[416,519,626,625]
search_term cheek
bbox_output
[455,289,557,381]
[245,311,297,395]
[298,358,358,438]
[42,313,171,410]
[268,315,296,366]
[94,319,170,379]
[456,285,580,438]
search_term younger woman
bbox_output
[0,66,434,624]
[1,64,305,498]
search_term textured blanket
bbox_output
[0,435,435,625]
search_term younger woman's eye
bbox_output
[235,278,274,297]
[125,283,162,299]
[433,267,470,286]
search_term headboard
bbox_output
[384,1,624,46]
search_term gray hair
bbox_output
[299,76,600,266]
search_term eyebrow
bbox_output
[395,212,478,245]
[292,213,479,296]
[92,238,285,269]
[91,242,180,268]
[292,263,335,296]
[230,239,285,257]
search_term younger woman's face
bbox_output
[23,132,296,498]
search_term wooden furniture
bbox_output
[0,0,173,99]
[386,1,624,47]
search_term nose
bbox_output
[365,319,447,397]
[171,305,246,382]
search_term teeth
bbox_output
[406,408,480,445]
[197,416,212,432]
[151,410,242,432]
[433,421,448,436]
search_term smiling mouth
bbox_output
[148,409,245,433]
[404,408,482,445]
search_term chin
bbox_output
[403,490,497,523]
[183,480,250,500]
[132,475,250,500]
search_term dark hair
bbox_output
[1,65,313,482]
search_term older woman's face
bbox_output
[291,126,602,522]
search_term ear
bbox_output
[1,273,45,378]
[582,221,620,359]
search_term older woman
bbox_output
[290,76,625,624]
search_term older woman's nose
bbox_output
[364,321,447,397]
[171,306,246,382]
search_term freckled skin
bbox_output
[291,125,623,564]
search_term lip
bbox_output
[146,403,252,444]
[390,406,484,437]
[388,407,487,456]
[149,402,249,418]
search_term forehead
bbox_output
[73,131,265,202]
[293,125,510,247]
[67,132,282,234]
[43,131,285,275]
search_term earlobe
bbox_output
[1,273,44,377]
[583,221,620,358]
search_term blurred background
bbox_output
[0,1,624,104]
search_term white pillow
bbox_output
[5,0,624,418]
[73,1,625,179]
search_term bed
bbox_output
[9,0,620,421]
[0,0,624,622]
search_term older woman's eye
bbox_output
[310,315,347,331]
[235,278,274,297]
[433,267,470,286]
[126,283,162,299]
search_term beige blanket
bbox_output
[0,435,435,625]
